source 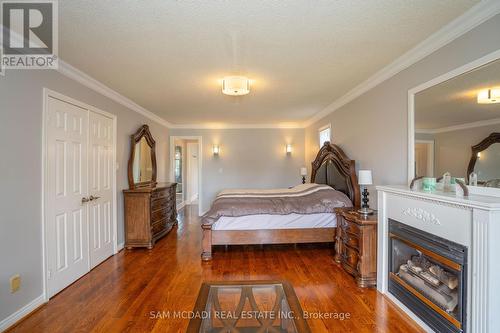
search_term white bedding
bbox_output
[211,213,337,231]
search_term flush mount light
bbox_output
[222,76,250,96]
[477,87,500,104]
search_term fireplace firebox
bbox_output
[388,219,467,333]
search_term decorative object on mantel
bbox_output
[300,167,307,184]
[357,170,374,215]
[454,178,469,197]
[422,177,436,192]
[469,172,478,186]
[410,176,424,191]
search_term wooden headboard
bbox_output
[310,142,361,207]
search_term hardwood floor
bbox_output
[9,205,423,332]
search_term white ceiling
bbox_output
[416,59,500,130]
[59,0,478,126]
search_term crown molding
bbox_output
[169,122,304,129]
[416,117,500,134]
[57,61,172,128]
[303,0,500,128]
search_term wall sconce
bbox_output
[477,152,481,158]
[213,144,220,156]
[286,144,292,155]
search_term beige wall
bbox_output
[305,14,500,206]
[170,128,306,213]
[0,69,170,324]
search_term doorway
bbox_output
[415,140,435,178]
[43,89,117,299]
[170,136,202,216]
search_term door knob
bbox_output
[81,197,91,204]
[89,195,101,201]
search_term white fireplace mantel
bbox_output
[377,185,500,333]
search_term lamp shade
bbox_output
[358,170,373,185]
[300,167,307,176]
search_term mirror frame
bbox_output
[407,49,500,185]
[127,125,157,189]
[467,132,500,184]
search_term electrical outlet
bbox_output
[10,274,21,293]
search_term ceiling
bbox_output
[59,0,478,126]
[416,59,500,130]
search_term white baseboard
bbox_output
[0,294,46,332]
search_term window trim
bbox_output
[318,123,331,147]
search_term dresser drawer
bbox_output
[151,188,170,200]
[342,244,359,271]
[341,229,360,250]
[151,218,166,236]
[340,218,361,237]
[151,208,168,223]
[151,197,168,211]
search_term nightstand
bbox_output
[334,208,378,288]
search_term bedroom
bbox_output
[1,1,500,332]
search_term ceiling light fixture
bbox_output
[222,76,250,96]
[477,87,500,104]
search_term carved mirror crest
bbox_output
[127,125,157,189]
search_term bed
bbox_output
[201,142,361,260]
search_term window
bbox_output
[319,125,331,147]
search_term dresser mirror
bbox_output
[127,125,157,189]
[409,56,500,190]
[467,133,500,187]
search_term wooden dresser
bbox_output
[123,182,177,249]
[334,208,377,288]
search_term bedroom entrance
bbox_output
[170,136,203,216]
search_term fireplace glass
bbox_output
[389,219,467,333]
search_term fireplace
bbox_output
[388,219,467,333]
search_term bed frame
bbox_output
[201,142,361,260]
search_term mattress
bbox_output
[211,213,337,231]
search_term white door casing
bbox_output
[88,111,114,268]
[187,142,199,203]
[46,97,90,297]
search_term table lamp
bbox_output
[300,167,307,184]
[358,170,374,215]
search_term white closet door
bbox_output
[88,111,114,268]
[46,97,89,297]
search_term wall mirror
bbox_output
[409,55,500,189]
[128,125,157,189]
